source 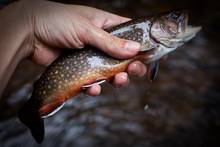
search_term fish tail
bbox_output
[18,100,45,144]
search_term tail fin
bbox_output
[18,100,45,143]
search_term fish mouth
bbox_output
[147,12,201,63]
[176,25,201,43]
[165,12,201,48]
[150,11,201,49]
[176,12,201,44]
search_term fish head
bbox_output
[150,11,201,49]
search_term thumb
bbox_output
[80,24,141,59]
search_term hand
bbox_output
[0,0,147,96]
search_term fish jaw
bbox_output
[175,26,201,44]
[144,11,201,63]
[150,11,201,49]
[148,25,201,63]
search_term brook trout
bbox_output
[18,11,201,143]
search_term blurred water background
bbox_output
[0,0,220,147]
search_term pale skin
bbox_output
[0,0,147,97]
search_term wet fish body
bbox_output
[18,12,201,143]
[36,49,132,117]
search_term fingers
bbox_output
[127,61,147,77]
[70,5,131,28]
[86,72,129,96]
[90,12,131,29]
[112,61,147,87]
[30,40,60,66]
[86,62,146,96]
[81,24,140,59]
[100,15,131,29]
[113,72,129,87]
[71,6,140,59]
[86,84,101,96]
[68,5,140,60]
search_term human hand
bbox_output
[9,0,147,96]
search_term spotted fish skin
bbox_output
[18,11,201,143]
[36,49,131,116]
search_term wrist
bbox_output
[0,0,34,96]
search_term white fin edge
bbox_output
[82,80,106,89]
[41,102,65,119]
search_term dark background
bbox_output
[0,0,220,147]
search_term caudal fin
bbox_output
[18,100,45,143]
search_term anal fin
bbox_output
[82,79,106,89]
[41,102,65,118]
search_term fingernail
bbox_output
[124,41,141,52]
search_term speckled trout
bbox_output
[18,12,201,143]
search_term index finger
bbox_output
[69,5,131,28]
[99,14,131,29]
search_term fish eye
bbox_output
[169,12,181,20]
[150,18,178,44]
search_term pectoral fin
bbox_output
[147,61,159,81]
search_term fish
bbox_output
[18,11,201,143]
